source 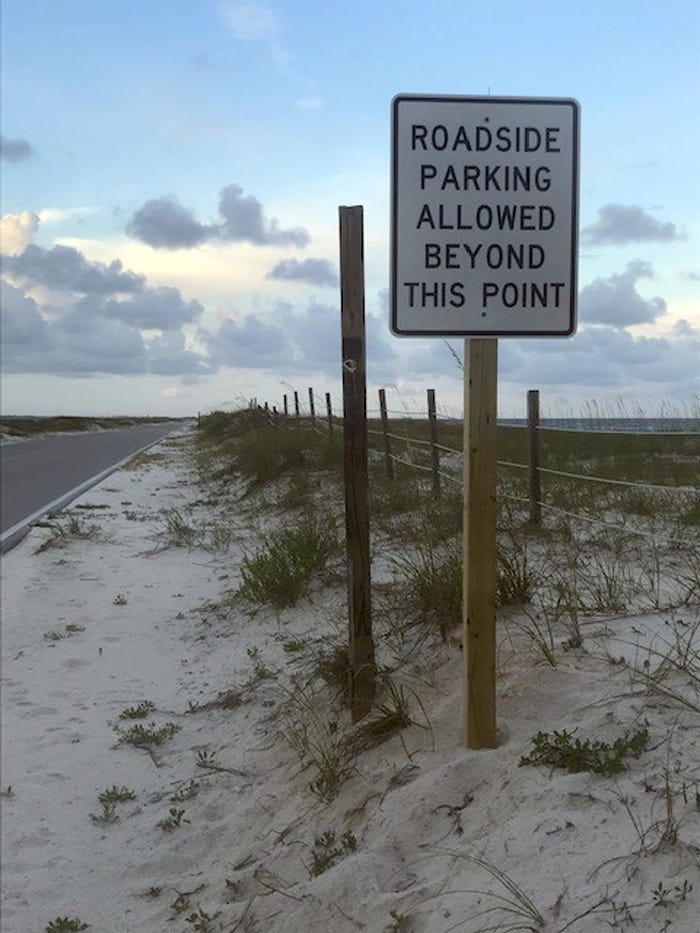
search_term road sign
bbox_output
[391,95,579,337]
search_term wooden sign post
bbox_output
[339,205,375,722]
[462,339,498,747]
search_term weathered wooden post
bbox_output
[378,388,394,480]
[309,387,316,429]
[339,205,375,722]
[427,388,440,497]
[294,390,300,423]
[528,389,541,525]
[283,394,288,418]
[326,392,333,434]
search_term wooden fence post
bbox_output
[427,388,440,497]
[326,392,333,434]
[378,388,394,480]
[528,389,541,525]
[339,205,375,722]
[463,338,498,749]
[283,394,288,418]
[309,387,316,429]
[294,390,300,423]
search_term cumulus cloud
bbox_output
[126,197,213,249]
[126,184,309,250]
[579,261,666,328]
[266,258,338,287]
[0,135,34,162]
[498,324,700,393]
[3,244,145,294]
[0,281,49,349]
[581,204,683,245]
[209,302,396,379]
[0,211,39,255]
[76,287,203,331]
[1,240,211,376]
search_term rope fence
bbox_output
[248,387,699,546]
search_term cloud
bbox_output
[38,206,98,225]
[76,287,203,331]
[581,204,683,245]
[219,1,279,40]
[579,261,666,327]
[0,136,34,162]
[209,301,396,379]
[126,184,309,250]
[0,211,39,255]
[3,244,145,294]
[498,324,700,393]
[126,197,214,249]
[217,185,308,246]
[1,240,211,376]
[0,281,50,348]
[266,258,338,287]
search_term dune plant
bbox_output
[116,721,181,747]
[520,726,649,777]
[310,830,357,876]
[98,785,136,804]
[45,919,89,932]
[119,700,155,720]
[281,685,356,803]
[238,511,338,608]
[389,539,461,641]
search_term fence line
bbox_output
[536,425,698,438]
[387,453,460,485]
[498,459,529,471]
[537,465,699,494]
[252,390,699,534]
[279,406,699,498]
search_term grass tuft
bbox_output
[238,512,337,608]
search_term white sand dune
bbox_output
[1,429,698,932]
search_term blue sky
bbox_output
[1,0,698,417]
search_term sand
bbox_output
[1,429,698,932]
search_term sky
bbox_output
[1,0,698,419]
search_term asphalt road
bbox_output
[0,422,181,544]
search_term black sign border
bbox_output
[390,94,580,338]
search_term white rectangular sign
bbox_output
[391,95,579,337]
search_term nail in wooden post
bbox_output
[378,388,394,480]
[427,388,440,497]
[309,387,316,428]
[463,338,497,749]
[528,389,541,525]
[326,392,333,434]
[339,205,375,722]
